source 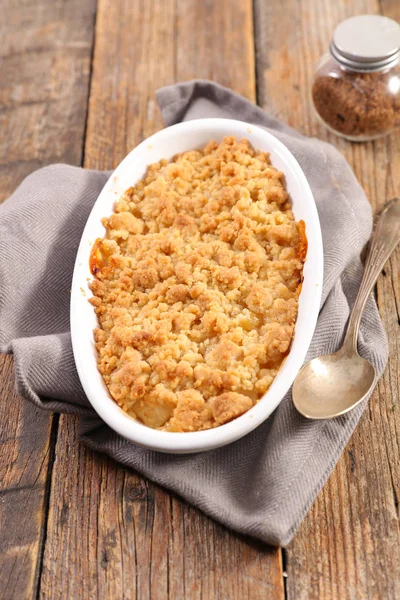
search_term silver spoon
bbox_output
[293,197,400,419]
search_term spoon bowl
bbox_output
[292,197,400,420]
[292,350,376,419]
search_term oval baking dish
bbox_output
[70,118,323,453]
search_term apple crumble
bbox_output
[89,136,307,432]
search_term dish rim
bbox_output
[70,118,323,453]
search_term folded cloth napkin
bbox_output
[0,80,388,546]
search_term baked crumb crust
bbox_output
[89,136,306,432]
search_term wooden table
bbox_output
[1,1,399,598]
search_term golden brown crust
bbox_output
[89,137,306,431]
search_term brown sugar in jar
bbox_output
[312,15,400,141]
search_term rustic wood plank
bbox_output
[254,0,400,598]
[40,417,283,600]
[39,1,283,598]
[84,0,256,171]
[0,356,54,600]
[0,1,97,598]
[0,0,97,201]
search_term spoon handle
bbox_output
[343,197,400,354]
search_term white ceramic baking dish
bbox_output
[70,118,323,453]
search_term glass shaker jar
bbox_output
[312,15,400,141]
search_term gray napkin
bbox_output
[0,80,388,546]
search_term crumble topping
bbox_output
[89,136,306,432]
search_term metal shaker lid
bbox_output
[330,15,400,72]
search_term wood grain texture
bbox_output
[84,0,256,170]
[0,356,54,600]
[40,417,283,600]
[254,0,400,598]
[0,0,97,201]
[0,1,96,598]
[39,1,283,599]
